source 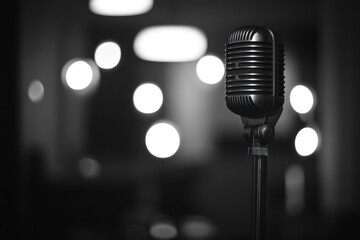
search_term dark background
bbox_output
[2,0,360,239]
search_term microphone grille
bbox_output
[225,26,285,118]
[278,44,285,96]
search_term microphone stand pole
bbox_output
[244,124,274,240]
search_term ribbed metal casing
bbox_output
[225,26,284,118]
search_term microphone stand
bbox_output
[246,125,270,240]
[251,151,267,240]
[242,109,281,240]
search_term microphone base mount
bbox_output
[242,107,282,146]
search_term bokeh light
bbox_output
[196,55,224,84]
[28,79,44,103]
[65,60,93,90]
[62,58,100,95]
[150,219,178,239]
[181,216,215,239]
[295,127,319,156]
[78,157,101,178]
[133,83,163,114]
[134,26,207,62]
[290,85,315,114]
[94,41,121,69]
[89,0,153,16]
[145,122,180,158]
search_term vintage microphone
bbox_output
[224,26,285,240]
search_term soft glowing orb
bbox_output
[181,216,215,239]
[150,222,178,240]
[290,85,314,114]
[295,127,319,156]
[62,59,100,95]
[145,122,180,158]
[65,60,93,90]
[94,41,121,69]
[28,80,44,102]
[196,55,224,84]
[89,0,153,16]
[78,157,101,178]
[133,83,163,114]
[134,26,207,62]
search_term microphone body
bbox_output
[224,26,285,240]
[225,26,284,125]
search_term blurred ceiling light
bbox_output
[290,85,315,114]
[89,0,153,16]
[95,41,121,69]
[295,127,319,156]
[134,26,207,62]
[62,58,100,95]
[28,79,44,103]
[196,55,224,84]
[145,122,180,158]
[133,83,163,114]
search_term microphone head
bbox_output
[225,26,285,119]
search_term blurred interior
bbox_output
[3,0,360,239]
